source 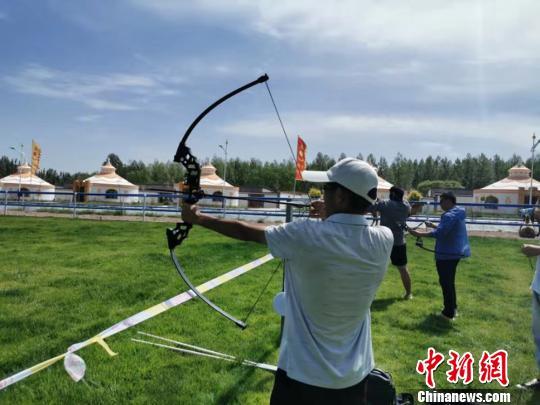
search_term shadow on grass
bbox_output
[510,389,540,404]
[416,313,455,335]
[525,390,540,404]
[215,346,277,404]
[371,297,400,312]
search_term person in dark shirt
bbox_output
[371,186,413,299]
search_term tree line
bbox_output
[0,151,534,195]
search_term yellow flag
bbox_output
[31,140,42,175]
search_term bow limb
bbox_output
[168,74,269,329]
[414,236,466,258]
[169,247,246,329]
[174,74,269,163]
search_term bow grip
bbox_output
[167,222,193,250]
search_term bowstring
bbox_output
[261,82,299,342]
[264,80,319,223]
[264,82,297,164]
[242,261,282,325]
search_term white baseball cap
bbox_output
[301,157,378,204]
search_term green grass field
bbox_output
[1,216,539,404]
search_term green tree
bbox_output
[461,154,476,189]
[366,153,377,166]
[377,157,390,179]
[508,153,522,167]
[104,153,124,175]
[476,153,494,188]
[0,156,17,177]
[308,153,335,171]
[390,153,415,189]
[417,180,464,195]
[495,154,511,181]
[124,160,149,184]
[438,157,453,180]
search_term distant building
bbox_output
[277,191,310,209]
[82,161,139,203]
[177,164,239,207]
[376,175,393,200]
[139,184,178,205]
[473,165,540,213]
[0,163,55,201]
[238,186,279,209]
[427,188,474,204]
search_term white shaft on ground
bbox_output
[132,335,277,373]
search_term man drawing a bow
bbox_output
[182,158,394,404]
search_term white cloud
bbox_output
[121,0,540,109]
[219,111,537,152]
[128,0,540,61]
[206,110,537,163]
[3,65,181,111]
[76,114,102,123]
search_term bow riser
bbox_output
[176,144,203,203]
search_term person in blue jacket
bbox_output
[409,192,470,320]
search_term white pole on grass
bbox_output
[143,193,147,222]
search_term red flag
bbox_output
[295,136,307,180]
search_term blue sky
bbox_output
[1,0,539,172]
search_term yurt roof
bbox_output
[199,164,236,188]
[478,165,540,191]
[377,175,393,191]
[0,164,54,188]
[84,161,137,188]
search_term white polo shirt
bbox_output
[265,213,393,389]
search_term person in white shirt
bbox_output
[518,243,540,390]
[181,158,393,404]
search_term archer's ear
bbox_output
[334,186,347,205]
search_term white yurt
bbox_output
[376,175,393,200]
[0,163,55,201]
[83,161,139,203]
[178,163,239,207]
[473,165,540,212]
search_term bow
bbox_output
[400,222,434,253]
[401,222,467,258]
[166,74,270,330]
[413,236,436,254]
[400,221,437,253]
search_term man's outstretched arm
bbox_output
[181,202,268,244]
